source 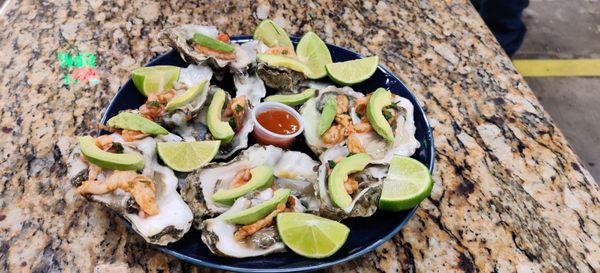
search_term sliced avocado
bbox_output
[317,97,337,136]
[257,54,312,75]
[212,165,274,205]
[190,33,234,53]
[222,189,291,224]
[107,112,169,135]
[206,89,235,143]
[78,136,144,170]
[366,88,394,142]
[328,153,372,209]
[165,80,207,111]
[264,89,316,106]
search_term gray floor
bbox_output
[514,0,600,181]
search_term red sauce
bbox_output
[256,109,300,135]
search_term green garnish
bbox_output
[235,104,243,113]
[228,118,237,130]
[146,101,161,107]
[328,160,336,169]
[111,142,124,154]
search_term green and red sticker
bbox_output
[57,51,99,86]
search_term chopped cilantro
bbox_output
[383,109,393,120]
[235,104,243,113]
[146,101,161,107]
[111,142,124,153]
[281,49,288,55]
[228,118,237,130]
[328,160,336,169]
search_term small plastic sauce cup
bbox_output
[251,102,304,148]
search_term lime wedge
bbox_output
[253,19,294,50]
[156,141,220,172]
[131,66,180,97]
[378,156,432,211]
[296,31,332,79]
[257,53,312,75]
[325,56,379,85]
[165,80,207,111]
[277,212,350,258]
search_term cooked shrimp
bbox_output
[224,96,247,133]
[95,135,114,150]
[354,94,371,115]
[230,168,252,188]
[344,177,359,195]
[194,44,237,60]
[234,203,286,241]
[347,135,364,154]
[321,125,344,145]
[87,163,102,181]
[336,95,349,114]
[352,120,373,133]
[216,33,230,43]
[77,171,159,216]
[121,130,147,142]
[335,114,352,128]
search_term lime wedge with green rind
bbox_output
[297,31,332,79]
[156,141,220,172]
[165,80,207,111]
[378,156,432,211]
[132,65,180,97]
[325,56,379,85]
[253,19,294,50]
[257,53,312,75]
[277,212,350,258]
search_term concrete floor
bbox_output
[513,0,600,181]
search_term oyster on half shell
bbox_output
[67,134,193,245]
[182,145,320,228]
[315,145,387,220]
[200,192,285,258]
[301,85,420,164]
[160,24,266,74]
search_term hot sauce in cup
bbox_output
[252,102,304,148]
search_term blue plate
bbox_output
[101,36,434,272]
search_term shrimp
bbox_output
[336,95,349,114]
[321,125,344,145]
[347,134,365,154]
[76,171,159,216]
[223,96,247,133]
[234,203,286,241]
[344,177,359,195]
[352,120,373,133]
[121,130,148,142]
[230,169,252,188]
[95,135,114,150]
[354,94,371,116]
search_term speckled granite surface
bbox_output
[0,0,599,272]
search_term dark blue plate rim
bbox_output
[100,35,435,273]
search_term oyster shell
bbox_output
[200,194,285,258]
[315,145,387,220]
[67,134,193,245]
[161,24,266,74]
[158,64,213,127]
[300,85,365,155]
[256,62,305,92]
[233,73,267,107]
[300,85,420,164]
[182,145,319,227]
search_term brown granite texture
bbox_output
[1,0,599,272]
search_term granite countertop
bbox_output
[1,0,599,272]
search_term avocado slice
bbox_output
[328,153,372,209]
[206,89,235,143]
[212,165,274,205]
[257,53,312,75]
[264,89,316,106]
[366,88,394,142]
[222,189,291,225]
[78,136,144,170]
[253,19,294,49]
[190,33,234,53]
[107,112,169,135]
[317,97,337,136]
[165,80,207,111]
